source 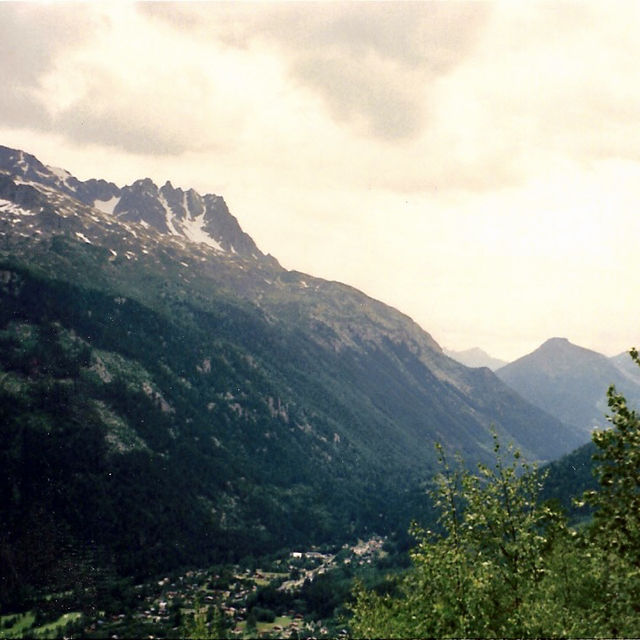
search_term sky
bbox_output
[1,1,639,362]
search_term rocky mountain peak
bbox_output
[0,144,269,262]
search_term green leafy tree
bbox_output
[351,350,640,638]
[585,348,640,559]
[245,608,258,635]
[580,347,640,636]
[181,600,228,639]
[350,435,568,638]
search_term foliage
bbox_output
[180,600,228,640]
[579,347,640,636]
[539,440,597,520]
[351,354,640,640]
[351,435,569,637]
[586,348,640,558]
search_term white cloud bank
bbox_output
[1,2,639,360]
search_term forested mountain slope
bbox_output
[0,145,584,604]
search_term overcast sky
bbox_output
[1,1,639,361]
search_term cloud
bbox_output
[281,3,489,139]
[3,4,267,157]
[0,4,264,156]
[0,4,96,83]
[144,2,490,141]
[445,4,640,171]
[291,50,425,140]
[0,4,98,130]
[6,2,640,191]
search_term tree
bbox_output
[585,348,640,560]
[351,350,640,638]
[580,347,640,636]
[181,600,228,639]
[245,608,258,634]
[350,435,567,638]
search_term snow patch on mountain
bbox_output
[16,151,28,173]
[159,191,179,235]
[94,196,120,215]
[181,211,224,251]
[47,165,73,187]
[0,199,37,218]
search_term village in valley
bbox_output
[1,536,390,639]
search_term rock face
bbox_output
[496,337,640,434]
[0,144,268,263]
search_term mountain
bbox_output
[611,349,640,385]
[0,146,273,263]
[444,347,507,371]
[496,337,640,435]
[0,145,585,603]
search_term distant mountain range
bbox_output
[444,347,507,371]
[0,145,589,602]
[496,337,640,435]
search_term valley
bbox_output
[0,144,631,637]
[0,535,392,639]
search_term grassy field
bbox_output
[236,614,294,636]
[0,611,36,638]
[0,610,82,639]
[32,612,83,638]
[258,615,293,632]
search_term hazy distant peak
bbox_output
[496,336,640,435]
[523,337,610,372]
[610,350,640,384]
[444,346,507,371]
[539,337,574,351]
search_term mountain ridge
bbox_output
[0,144,278,266]
[0,144,588,603]
[0,143,588,461]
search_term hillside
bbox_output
[0,145,584,604]
[611,350,640,384]
[540,441,598,519]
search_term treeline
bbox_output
[351,349,640,638]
